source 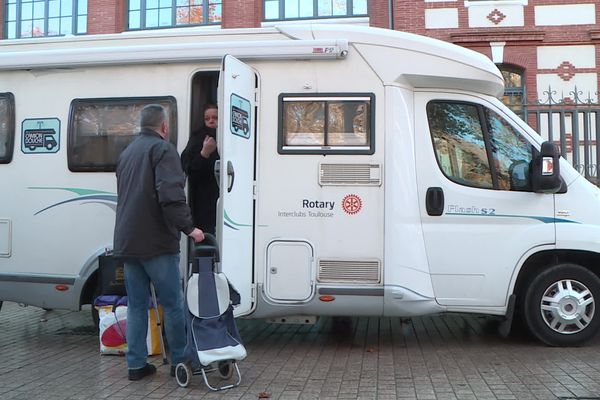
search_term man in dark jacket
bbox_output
[114,104,204,381]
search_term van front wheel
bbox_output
[523,263,600,346]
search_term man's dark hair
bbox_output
[140,104,167,130]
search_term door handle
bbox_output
[227,160,235,193]
[426,187,444,216]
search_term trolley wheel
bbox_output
[217,360,234,380]
[175,363,192,388]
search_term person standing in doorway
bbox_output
[181,103,219,235]
[113,104,204,381]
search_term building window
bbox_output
[264,0,367,21]
[4,0,87,39]
[499,65,525,119]
[128,0,221,30]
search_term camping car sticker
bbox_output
[277,194,363,219]
[21,118,60,154]
[229,93,251,139]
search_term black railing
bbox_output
[513,86,600,184]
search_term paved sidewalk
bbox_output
[1,301,600,399]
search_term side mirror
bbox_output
[509,160,530,191]
[531,141,562,193]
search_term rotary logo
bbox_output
[342,194,362,215]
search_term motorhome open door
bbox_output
[216,55,256,316]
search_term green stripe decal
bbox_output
[29,187,114,196]
[29,187,117,215]
[224,210,252,227]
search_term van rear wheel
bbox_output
[523,263,600,346]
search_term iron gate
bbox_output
[517,86,600,185]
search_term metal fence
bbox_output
[516,87,600,184]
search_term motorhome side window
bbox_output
[0,93,15,164]
[427,101,534,191]
[278,94,374,154]
[68,97,177,172]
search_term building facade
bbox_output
[2,0,599,176]
[2,0,598,106]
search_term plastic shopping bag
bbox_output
[94,295,163,356]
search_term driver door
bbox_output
[414,91,555,307]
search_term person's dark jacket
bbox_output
[113,128,195,258]
[180,126,219,234]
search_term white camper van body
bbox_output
[2,24,600,346]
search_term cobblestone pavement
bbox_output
[1,301,600,400]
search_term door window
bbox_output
[486,108,533,191]
[427,102,493,188]
[427,100,534,191]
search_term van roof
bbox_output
[280,24,504,96]
[0,24,503,96]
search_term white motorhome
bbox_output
[1,24,600,347]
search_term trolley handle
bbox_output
[192,232,220,263]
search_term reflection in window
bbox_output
[283,101,325,145]
[128,0,221,30]
[427,102,493,188]
[499,65,525,120]
[427,100,535,192]
[68,97,177,172]
[280,94,373,154]
[0,93,15,164]
[4,0,87,39]
[486,109,533,191]
[264,0,367,21]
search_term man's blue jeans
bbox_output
[123,253,187,370]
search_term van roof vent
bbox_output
[319,163,381,186]
[318,259,381,284]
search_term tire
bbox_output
[90,285,102,334]
[331,316,353,335]
[0,301,3,312]
[91,306,100,334]
[175,363,191,388]
[217,361,234,380]
[522,263,600,346]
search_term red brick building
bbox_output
[1,0,598,122]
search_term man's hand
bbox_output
[200,136,217,158]
[188,228,205,243]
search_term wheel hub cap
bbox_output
[540,279,594,334]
